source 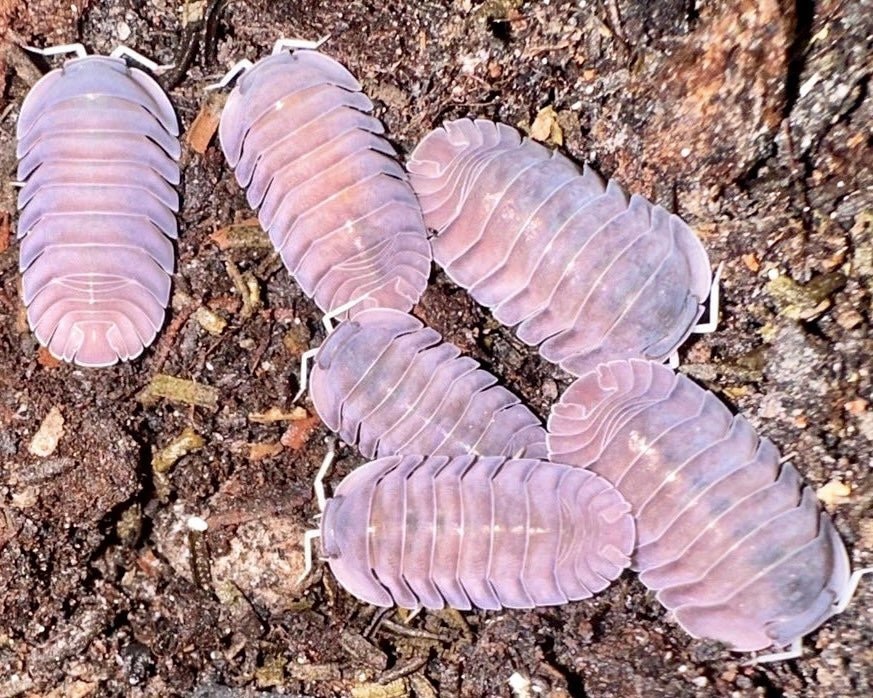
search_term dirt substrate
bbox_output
[0,1,871,696]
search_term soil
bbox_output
[0,1,871,696]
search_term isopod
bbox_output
[217,40,431,318]
[308,452,635,609]
[406,118,715,376]
[15,44,180,367]
[308,307,547,459]
[546,358,870,656]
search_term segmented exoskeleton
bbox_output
[16,47,180,366]
[547,359,867,653]
[309,308,547,459]
[407,118,713,376]
[321,453,635,609]
[218,43,431,318]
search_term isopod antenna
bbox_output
[297,439,337,585]
[746,565,873,664]
[24,41,174,73]
[666,261,724,369]
[292,294,374,402]
[205,35,330,91]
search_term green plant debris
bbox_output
[137,374,219,408]
[254,655,287,688]
[225,260,262,319]
[765,271,847,320]
[151,427,205,473]
[286,662,342,682]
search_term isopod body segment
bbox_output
[407,118,713,376]
[321,454,635,609]
[546,359,854,651]
[309,308,547,459]
[16,54,180,366]
[218,48,432,317]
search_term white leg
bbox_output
[297,528,321,585]
[292,347,319,403]
[320,292,371,334]
[744,637,803,665]
[666,352,679,369]
[25,43,88,59]
[693,262,724,334]
[313,441,336,513]
[11,181,25,188]
[205,59,254,91]
[833,566,873,614]
[271,36,331,54]
[108,45,168,73]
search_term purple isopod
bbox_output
[309,307,547,459]
[406,118,714,376]
[546,359,861,653]
[218,45,432,317]
[319,453,634,609]
[15,52,180,367]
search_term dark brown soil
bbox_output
[0,1,871,696]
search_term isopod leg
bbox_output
[692,261,724,334]
[24,43,88,58]
[271,36,331,54]
[743,637,803,665]
[666,352,679,369]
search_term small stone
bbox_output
[117,21,131,41]
[835,308,863,330]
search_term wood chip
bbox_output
[280,414,321,451]
[0,211,10,253]
[185,91,226,154]
[210,219,272,250]
[741,253,760,272]
[137,374,219,408]
[193,306,227,336]
[152,427,205,473]
[248,406,308,423]
[29,406,65,457]
[816,479,851,506]
[248,442,284,461]
[37,346,61,368]
[845,398,869,415]
[529,105,563,145]
[351,679,407,698]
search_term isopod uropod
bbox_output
[217,40,432,318]
[407,118,715,376]
[314,453,635,610]
[546,358,870,655]
[15,44,180,367]
[308,308,548,459]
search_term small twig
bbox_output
[378,653,430,685]
[378,619,449,643]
